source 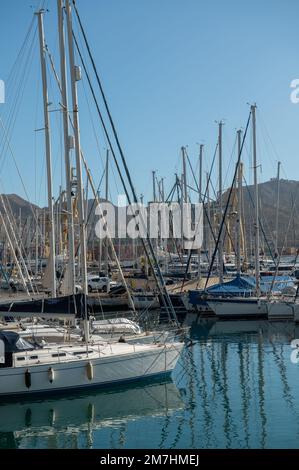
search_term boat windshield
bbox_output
[15,336,35,351]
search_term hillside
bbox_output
[221,178,299,253]
[0,194,40,219]
[1,179,299,253]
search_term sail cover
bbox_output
[0,293,87,319]
[0,331,35,352]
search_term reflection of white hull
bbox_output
[0,380,183,434]
[208,319,267,335]
[207,298,268,317]
[0,342,183,397]
[205,319,299,339]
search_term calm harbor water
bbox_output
[1,316,299,449]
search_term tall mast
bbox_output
[160,177,165,202]
[180,174,184,253]
[218,121,224,283]
[206,171,211,262]
[65,0,88,304]
[182,146,188,203]
[236,129,242,276]
[251,104,260,294]
[199,144,203,201]
[105,149,109,276]
[68,0,177,324]
[160,177,167,260]
[57,0,75,293]
[181,146,188,258]
[35,210,39,276]
[275,161,281,257]
[151,170,157,257]
[37,10,56,297]
[152,170,156,202]
[198,144,204,280]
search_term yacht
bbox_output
[0,330,184,398]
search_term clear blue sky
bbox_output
[0,0,298,206]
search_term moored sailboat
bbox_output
[0,330,184,398]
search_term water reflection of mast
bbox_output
[271,342,295,411]
[117,423,127,448]
[186,343,196,447]
[173,343,196,447]
[238,342,250,447]
[169,411,185,449]
[209,339,219,402]
[220,342,233,448]
[182,339,214,448]
[257,330,267,448]
[159,382,178,449]
[199,342,213,447]
[207,340,232,446]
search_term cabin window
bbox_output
[16,357,25,361]
[29,355,38,360]
[73,350,93,355]
[51,353,66,358]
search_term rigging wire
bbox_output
[204,110,252,289]
[0,117,44,241]
[0,23,38,170]
[71,16,177,320]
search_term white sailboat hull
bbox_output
[267,301,299,320]
[207,298,268,317]
[208,298,299,320]
[0,342,183,397]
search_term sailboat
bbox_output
[0,330,183,398]
[206,280,299,319]
[0,0,185,398]
[200,105,286,319]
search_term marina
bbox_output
[1,319,299,449]
[0,0,299,456]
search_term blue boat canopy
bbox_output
[189,275,295,305]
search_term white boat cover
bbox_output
[92,318,142,335]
